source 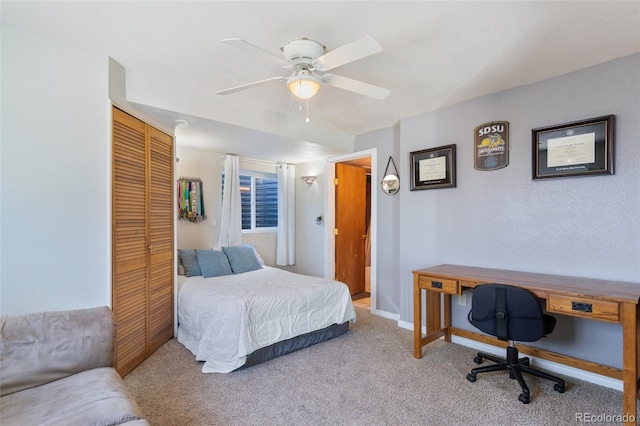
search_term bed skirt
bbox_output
[235,321,350,371]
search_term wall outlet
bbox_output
[458,293,467,306]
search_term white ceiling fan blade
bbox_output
[324,74,390,100]
[222,38,289,67]
[313,36,382,71]
[217,76,286,95]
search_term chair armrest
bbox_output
[0,306,115,396]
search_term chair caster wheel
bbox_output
[467,373,477,382]
[554,383,565,393]
[518,393,530,404]
[473,356,483,364]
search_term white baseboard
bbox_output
[451,335,622,391]
[395,321,622,392]
[370,308,399,322]
[397,318,413,331]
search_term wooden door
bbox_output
[147,126,174,353]
[335,163,366,295]
[112,107,174,376]
[112,108,148,375]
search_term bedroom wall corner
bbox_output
[108,57,173,135]
[174,146,223,250]
[355,126,401,315]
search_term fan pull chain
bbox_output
[306,99,310,123]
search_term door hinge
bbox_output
[333,178,338,185]
[333,228,339,235]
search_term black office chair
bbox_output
[466,284,566,404]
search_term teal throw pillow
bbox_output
[178,249,201,277]
[196,249,233,278]
[222,245,263,274]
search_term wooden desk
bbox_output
[413,264,640,423]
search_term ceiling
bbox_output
[2,1,639,164]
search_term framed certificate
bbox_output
[410,144,456,190]
[532,115,614,180]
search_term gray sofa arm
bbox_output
[0,306,115,396]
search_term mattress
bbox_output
[177,266,356,373]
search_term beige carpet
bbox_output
[124,307,628,425]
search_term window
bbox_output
[223,171,278,231]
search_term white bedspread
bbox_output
[177,266,356,373]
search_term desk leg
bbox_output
[413,277,447,358]
[413,277,422,358]
[621,302,638,424]
[443,294,451,343]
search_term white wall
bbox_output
[175,146,222,250]
[356,53,640,369]
[1,25,111,315]
[355,127,401,314]
[291,159,327,277]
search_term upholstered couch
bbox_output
[0,306,149,425]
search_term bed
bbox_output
[176,248,356,373]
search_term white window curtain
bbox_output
[216,155,242,249]
[276,163,295,266]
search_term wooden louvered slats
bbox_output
[112,107,174,377]
[147,126,174,354]
[148,257,173,353]
[112,108,147,376]
[112,266,147,374]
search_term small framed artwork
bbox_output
[474,121,509,171]
[532,115,614,180]
[410,144,457,190]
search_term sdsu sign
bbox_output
[474,121,509,170]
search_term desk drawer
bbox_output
[419,276,460,295]
[547,295,620,322]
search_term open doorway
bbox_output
[326,149,377,313]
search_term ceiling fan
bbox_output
[217,36,390,100]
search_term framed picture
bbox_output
[532,115,614,180]
[474,121,509,171]
[410,144,456,190]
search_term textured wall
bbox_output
[356,53,639,368]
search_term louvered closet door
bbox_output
[112,107,174,376]
[112,108,148,375]
[147,126,174,353]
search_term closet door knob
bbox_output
[148,244,154,252]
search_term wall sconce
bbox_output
[300,176,316,184]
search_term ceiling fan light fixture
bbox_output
[219,36,389,101]
[287,72,322,99]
